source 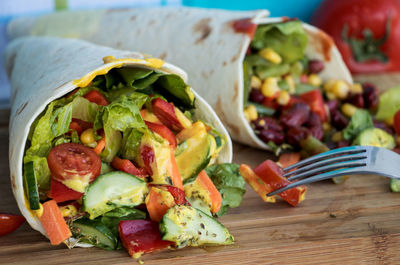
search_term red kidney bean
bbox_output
[258,129,285,145]
[326,100,339,114]
[326,141,337,150]
[330,110,349,130]
[346,93,364,108]
[392,148,400,155]
[373,120,394,135]
[362,83,378,109]
[249,89,265,104]
[337,140,350,148]
[252,117,283,131]
[308,59,325,74]
[280,102,310,128]
[285,126,310,147]
[304,112,323,140]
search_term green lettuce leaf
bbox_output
[376,86,400,121]
[71,96,100,122]
[155,74,195,110]
[94,93,148,162]
[120,128,144,160]
[116,68,154,88]
[251,20,308,63]
[205,163,246,217]
[342,109,374,140]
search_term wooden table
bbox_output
[1,74,400,264]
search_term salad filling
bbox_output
[22,66,245,258]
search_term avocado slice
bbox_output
[175,132,215,183]
[353,128,395,148]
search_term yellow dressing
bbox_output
[62,173,92,193]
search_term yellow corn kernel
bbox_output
[284,75,296,94]
[250,76,262,89]
[60,205,78,218]
[332,131,343,142]
[261,77,280,98]
[258,119,266,126]
[259,48,282,64]
[350,83,363,94]
[322,122,332,132]
[341,103,358,117]
[326,92,336,100]
[244,105,258,121]
[323,79,336,92]
[32,203,44,218]
[277,90,290,106]
[332,80,349,99]
[80,128,95,145]
[385,117,394,126]
[308,74,322,87]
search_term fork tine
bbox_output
[268,167,359,196]
[286,160,366,181]
[283,146,367,173]
[284,153,367,179]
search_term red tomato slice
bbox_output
[0,214,25,237]
[394,110,400,135]
[111,157,148,177]
[47,143,101,183]
[119,220,173,257]
[145,121,177,148]
[48,179,83,203]
[299,90,327,122]
[84,90,109,106]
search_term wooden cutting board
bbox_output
[1,74,400,265]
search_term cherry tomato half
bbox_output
[0,214,25,237]
[47,143,101,183]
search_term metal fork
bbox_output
[267,146,400,196]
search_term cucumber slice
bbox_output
[160,205,233,248]
[390,179,400,192]
[71,218,117,250]
[83,171,148,219]
[353,128,395,148]
[23,161,40,210]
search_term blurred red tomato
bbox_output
[311,0,400,73]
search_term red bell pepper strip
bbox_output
[152,98,184,131]
[299,89,327,122]
[119,220,173,258]
[48,179,83,203]
[145,121,177,148]
[84,90,109,106]
[254,160,307,207]
[111,157,148,177]
[0,214,25,237]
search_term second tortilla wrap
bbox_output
[8,7,352,149]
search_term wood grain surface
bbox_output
[1,74,400,264]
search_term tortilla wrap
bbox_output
[7,7,352,149]
[4,36,232,243]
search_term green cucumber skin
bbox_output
[160,205,233,248]
[390,179,400,192]
[23,161,40,210]
[83,171,148,219]
[71,218,117,250]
